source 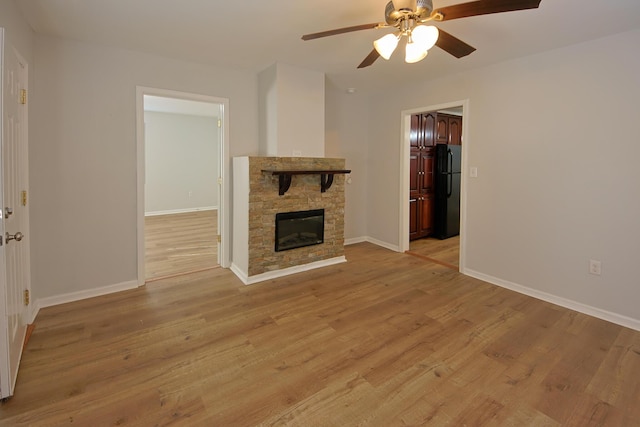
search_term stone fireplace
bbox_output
[232,156,347,284]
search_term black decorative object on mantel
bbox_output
[262,169,351,195]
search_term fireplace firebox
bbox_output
[275,209,324,252]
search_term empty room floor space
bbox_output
[3,242,639,425]
[145,210,218,281]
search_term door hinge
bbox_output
[20,89,27,105]
[24,290,30,306]
[217,119,221,128]
[217,235,221,243]
[217,177,223,185]
[21,191,27,206]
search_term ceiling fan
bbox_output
[301,0,542,68]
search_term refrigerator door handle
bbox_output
[447,149,453,197]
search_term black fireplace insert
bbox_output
[275,209,324,252]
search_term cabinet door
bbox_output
[421,112,436,147]
[436,115,449,144]
[448,116,462,145]
[419,195,434,235]
[409,150,419,193]
[409,197,419,240]
[419,148,434,193]
[410,114,420,149]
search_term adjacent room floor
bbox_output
[408,235,460,269]
[144,210,218,281]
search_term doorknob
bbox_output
[5,231,23,243]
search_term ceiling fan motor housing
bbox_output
[385,0,434,25]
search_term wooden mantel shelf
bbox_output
[262,169,351,195]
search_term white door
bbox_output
[0,29,31,399]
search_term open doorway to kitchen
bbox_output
[136,87,230,284]
[399,100,469,271]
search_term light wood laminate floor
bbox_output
[1,243,639,425]
[408,235,460,269]
[145,210,218,281]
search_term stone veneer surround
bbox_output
[247,157,346,276]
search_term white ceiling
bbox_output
[16,0,640,92]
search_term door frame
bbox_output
[135,87,230,286]
[399,99,470,270]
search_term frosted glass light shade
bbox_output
[405,40,429,63]
[373,34,399,60]
[411,25,439,51]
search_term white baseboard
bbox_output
[37,280,140,309]
[464,268,640,332]
[230,263,249,285]
[345,237,367,245]
[232,256,347,285]
[345,236,401,253]
[145,206,218,217]
[28,302,40,324]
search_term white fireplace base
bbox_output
[231,256,346,285]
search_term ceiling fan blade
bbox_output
[302,23,383,41]
[435,29,476,58]
[435,0,541,21]
[357,49,381,69]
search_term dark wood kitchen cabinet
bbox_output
[409,193,434,240]
[410,149,434,194]
[410,111,462,240]
[409,113,436,239]
[410,112,436,149]
[435,113,462,145]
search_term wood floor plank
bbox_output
[145,210,218,281]
[1,242,639,425]
[408,235,460,268]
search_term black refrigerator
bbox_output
[434,144,461,239]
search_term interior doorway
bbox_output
[399,100,469,271]
[136,87,230,285]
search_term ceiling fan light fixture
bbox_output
[373,33,399,60]
[391,0,418,12]
[405,40,429,63]
[411,25,439,51]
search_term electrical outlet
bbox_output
[589,259,601,276]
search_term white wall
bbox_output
[231,157,249,275]
[144,111,219,215]
[324,81,369,241]
[30,35,258,299]
[0,1,33,69]
[365,29,640,324]
[258,63,325,157]
[277,63,325,158]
